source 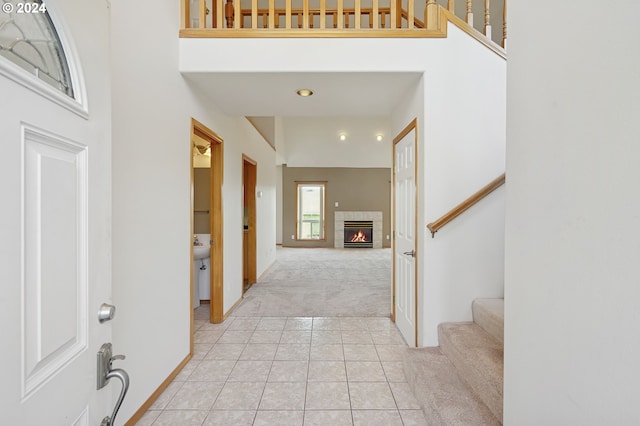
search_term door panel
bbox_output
[393,123,417,347]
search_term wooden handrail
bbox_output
[427,173,505,237]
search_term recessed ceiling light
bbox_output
[339,133,347,141]
[296,89,314,97]
[376,134,383,142]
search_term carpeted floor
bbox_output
[232,247,392,317]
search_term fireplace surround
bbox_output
[335,211,383,248]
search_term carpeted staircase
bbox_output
[403,298,504,425]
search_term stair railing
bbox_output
[180,0,507,49]
[427,173,505,237]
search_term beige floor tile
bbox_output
[239,343,278,360]
[203,410,256,426]
[352,410,403,426]
[253,410,304,426]
[227,360,272,382]
[346,361,386,382]
[275,343,310,360]
[134,409,161,426]
[174,359,200,381]
[389,382,422,409]
[341,331,373,344]
[303,410,354,426]
[259,382,307,410]
[339,318,369,331]
[152,409,208,426]
[312,330,343,344]
[187,360,235,382]
[399,409,429,426]
[365,317,396,331]
[249,330,283,344]
[149,381,183,409]
[204,343,246,360]
[280,330,312,344]
[371,330,406,345]
[305,382,351,410]
[312,317,342,330]
[192,343,214,360]
[194,330,224,344]
[166,381,224,410]
[308,360,347,382]
[343,344,378,361]
[310,344,344,361]
[382,361,407,382]
[217,330,254,344]
[255,317,287,330]
[199,321,231,332]
[212,382,265,410]
[227,318,260,331]
[268,360,309,382]
[375,344,407,361]
[348,382,396,409]
[284,317,313,330]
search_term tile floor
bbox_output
[136,308,427,425]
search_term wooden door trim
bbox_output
[391,118,419,346]
[190,118,224,351]
[242,154,257,291]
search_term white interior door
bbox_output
[393,125,417,347]
[0,69,113,425]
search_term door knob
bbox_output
[403,250,416,258]
[98,303,116,323]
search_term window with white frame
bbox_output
[296,182,325,240]
[0,0,74,97]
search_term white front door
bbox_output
[0,44,113,426]
[393,121,418,347]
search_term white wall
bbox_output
[421,24,506,346]
[504,2,640,425]
[283,116,391,168]
[276,165,283,244]
[110,1,276,423]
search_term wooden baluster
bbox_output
[337,0,343,28]
[309,10,314,28]
[274,11,280,28]
[502,0,507,48]
[373,0,379,29]
[181,0,190,29]
[251,0,257,28]
[225,0,234,28]
[233,0,241,27]
[333,11,337,28]
[381,10,386,28]
[395,0,402,28]
[269,0,275,28]
[484,0,491,39]
[198,0,206,28]
[303,0,309,28]
[355,0,361,29]
[345,11,349,28]
[215,0,223,28]
[408,0,414,28]
[286,0,291,29]
[297,11,302,28]
[466,0,473,26]
[448,0,455,12]
[320,0,326,29]
[425,0,438,30]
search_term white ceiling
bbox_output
[183,71,422,117]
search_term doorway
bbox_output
[392,118,419,347]
[190,118,224,347]
[243,155,257,293]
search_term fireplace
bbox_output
[343,221,373,248]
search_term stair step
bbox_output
[403,347,500,426]
[438,322,504,423]
[472,298,504,343]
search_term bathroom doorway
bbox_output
[243,155,257,293]
[190,118,224,349]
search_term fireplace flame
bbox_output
[350,230,368,242]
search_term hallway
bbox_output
[136,248,427,425]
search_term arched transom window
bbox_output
[0,0,74,97]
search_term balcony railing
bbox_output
[180,0,507,49]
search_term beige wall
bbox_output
[282,166,391,248]
[194,168,210,233]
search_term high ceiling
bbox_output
[183,71,423,117]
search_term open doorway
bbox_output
[190,118,224,356]
[242,155,257,293]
